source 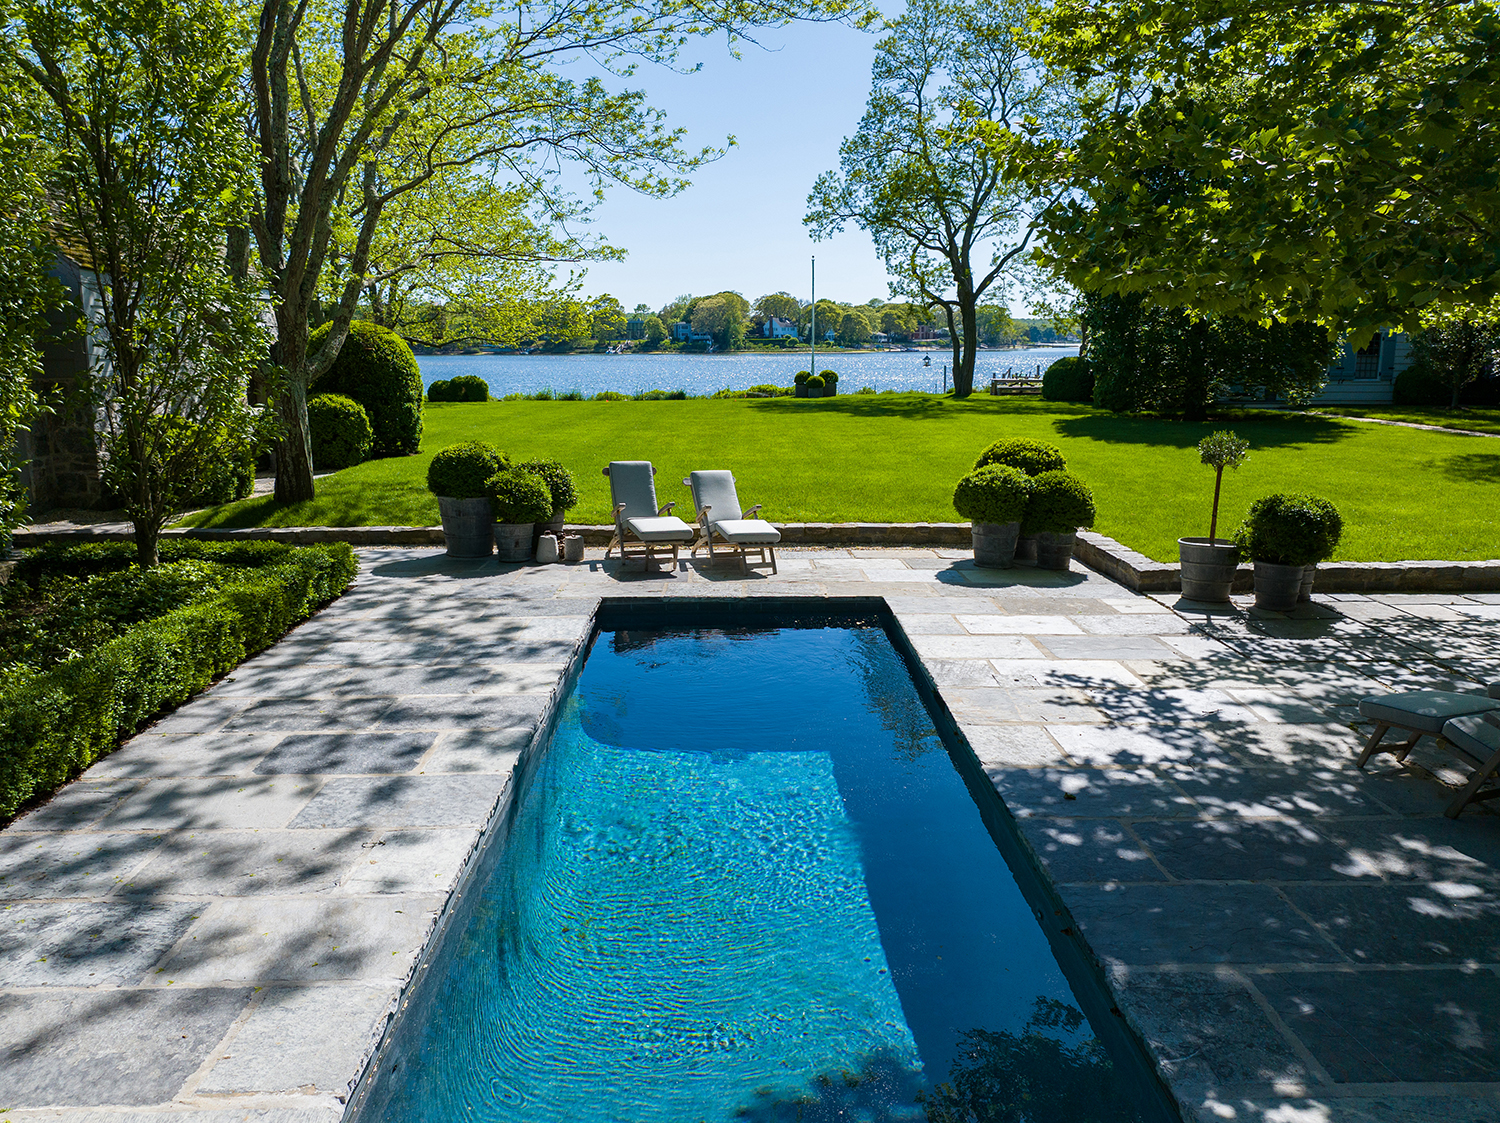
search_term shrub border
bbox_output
[0,543,358,819]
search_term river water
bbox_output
[414,345,1079,398]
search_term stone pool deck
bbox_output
[2,547,1498,1123]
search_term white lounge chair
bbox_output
[1438,711,1500,818]
[683,470,780,573]
[603,461,695,569]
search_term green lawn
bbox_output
[180,395,1500,563]
[1313,405,1500,436]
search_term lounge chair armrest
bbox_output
[657,500,677,515]
[612,502,627,521]
[743,503,763,519]
[1486,711,1500,730]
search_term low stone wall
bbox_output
[1077,530,1500,594]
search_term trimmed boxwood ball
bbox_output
[516,458,579,512]
[794,371,811,385]
[307,393,373,470]
[974,437,1067,476]
[309,320,424,456]
[486,467,553,524]
[806,374,826,388]
[820,370,838,384]
[1041,356,1094,403]
[426,441,510,499]
[953,464,1033,526]
[426,379,452,402]
[448,374,490,402]
[1022,470,1096,534]
[1233,493,1343,566]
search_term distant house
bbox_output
[670,321,713,344]
[1310,330,1412,406]
[910,325,946,342]
[625,316,645,340]
[762,316,798,339]
[871,332,890,345]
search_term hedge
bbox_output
[0,543,357,819]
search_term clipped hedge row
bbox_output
[0,543,358,819]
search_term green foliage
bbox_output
[310,321,424,456]
[1198,431,1250,472]
[427,374,490,403]
[593,390,629,401]
[308,394,374,471]
[1022,471,1095,534]
[794,371,811,384]
[1392,360,1449,407]
[1041,357,1094,403]
[820,370,839,384]
[1407,317,1500,409]
[855,385,876,394]
[806,375,826,388]
[974,438,1066,476]
[516,457,578,512]
[426,440,510,498]
[953,464,1033,525]
[634,388,686,400]
[486,467,552,524]
[1023,0,1500,333]
[745,384,792,397]
[0,543,356,818]
[1084,292,1334,421]
[1234,493,1344,566]
[426,379,452,402]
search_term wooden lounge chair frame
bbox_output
[602,463,692,570]
[682,474,778,574]
[1441,711,1500,819]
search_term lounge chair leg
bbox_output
[769,545,777,574]
[1357,722,1393,768]
[1394,729,1422,762]
[1445,745,1500,818]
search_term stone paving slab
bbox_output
[2,545,1498,1121]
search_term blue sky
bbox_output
[562,19,896,313]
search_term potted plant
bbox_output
[1021,470,1096,570]
[805,374,826,398]
[427,440,509,557]
[1233,493,1344,611]
[1179,431,1250,602]
[486,467,554,562]
[793,371,811,398]
[953,464,1034,568]
[518,457,579,548]
[973,439,1066,561]
[821,370,838,397]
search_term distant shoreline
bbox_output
[415,344,1079,358]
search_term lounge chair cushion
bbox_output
[608,461,663,521]
[1359,690,1500,735]
[1441,712,1500,766]
[625,515,694,542]
[688,470,743,522]
[1491,681,1500,699]
[711,518,781,545]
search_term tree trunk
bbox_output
[274,376,315,502]
[1452,382,1462,409]
[134,515,161,568]
[954,298,979,398]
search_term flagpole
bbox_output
[810,256,816,381]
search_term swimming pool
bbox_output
[354,602,1171,1122]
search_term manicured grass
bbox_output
[180,395,1500,563]
[1312,405,1500,436]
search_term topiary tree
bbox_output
[309,320,423,457]
[1233,494,1343,566]
[486,467,553,524]
[1195,430,1250,544]
[516,458,579,513]
[426,441,510,498]
[953,464,1034,525]
[1041,357,1094,403]
[1022,471,1096,534]
[308,394,374,470]
[974,438,1067,476]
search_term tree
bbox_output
[798,298,845,341]
[589,294,627,342]
[1084,293,1335,421]
[1023,0,1500,334]
[12,0,270,567]
[1410,313,1500,409]
[837,310,872,346]
[641,314,667,347]
[806,0,1071,396]
[689,291,748,349]
[754,291,801,323]
[0,56,58,536]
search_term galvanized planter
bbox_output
[436,496,494,558]
[971,520,1021,568]
[494,522,535,562]
[1035,530,1077,572]
[1299,564,1317,603]
[1253,560,1303,612]
[1178,537,1240,603]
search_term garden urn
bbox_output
[536,533,560,564]
[1034,530,1077,571]
[1178,537,1240,603]
[436,496,494,558]
[493,522,535,562]
[1252,560,1303,612]
[971,520,1021,569]
[562,534,586,564]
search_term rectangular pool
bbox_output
[355,602,1171,1122]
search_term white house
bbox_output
[762,316,798,339]
[1311,330,1412,406]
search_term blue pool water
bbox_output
[361,620,1152,1122]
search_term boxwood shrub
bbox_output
[486,468,553,524]
[516,458,578,513]
[953,464,1033,526]
[820,370,839,385]
[0,543,357,819]
[1041,357,1095,403]
[427,440,510,499]
[308,393,374,470]
[309,320,424,456]
[974,438,1067,476]
[1022,471,1096,534]
[794,371,811,385]
[1233,493,1343,566]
